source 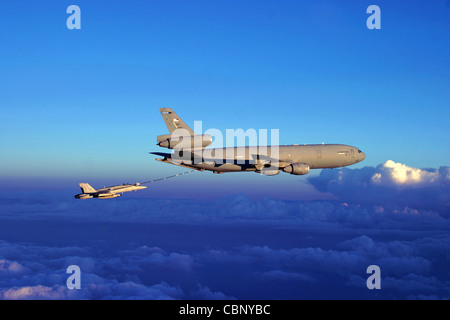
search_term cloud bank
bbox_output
[0,160,449,300]
[1,226,449,300]
[308,160,450,216]
[0,240,235,300]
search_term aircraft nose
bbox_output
[360,151,366,161]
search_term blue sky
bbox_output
[0,0,449,185]
[0,1,449,300]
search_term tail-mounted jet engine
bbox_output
[282,163,310,175]
[157,134,213,150]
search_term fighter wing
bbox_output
[159,108,194,135]
[96,185,146,195]
[97,190,115,195]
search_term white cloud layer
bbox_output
[308,160,450,215]
[371,160,448,185]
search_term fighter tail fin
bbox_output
[79,183,96,194]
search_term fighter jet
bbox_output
[152,108,366,176]
[74,183,147,199]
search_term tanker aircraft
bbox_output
[151,108,366,176]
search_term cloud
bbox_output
[260,270,315,283]
[0,282,184,300]
[188,285,236,300]
[0,239,235,300]
[0,188,446,231]
[0,285,69,300]
[371,160,448,185]
[308,160,450,216]
[0,161,449,300]
[198,235,450,299]
[0,211,449,300]
[0,259,27,276]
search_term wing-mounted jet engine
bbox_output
[282,163,310,175]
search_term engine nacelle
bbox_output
[157,134,213,150]
[282,163,310,175]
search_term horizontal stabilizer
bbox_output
[150,152,173,158]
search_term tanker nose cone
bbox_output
[359,150,366,162]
